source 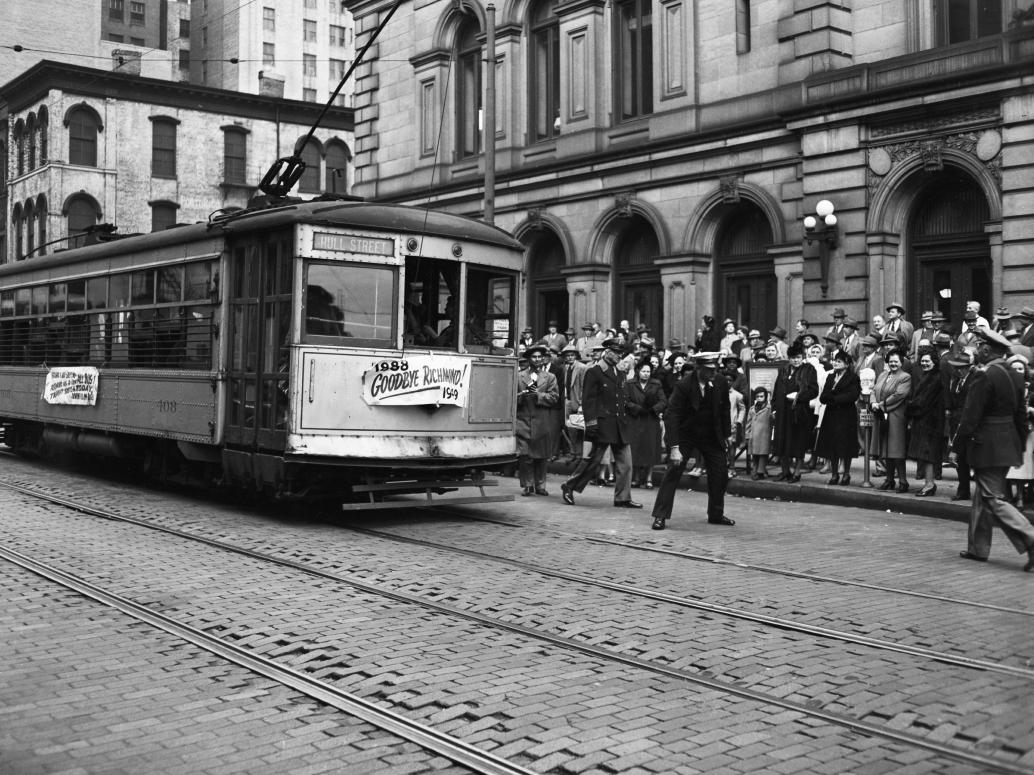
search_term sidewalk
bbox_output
[544,456,1033,523]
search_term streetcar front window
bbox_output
[304,262,396,346]
[403,255,460,349]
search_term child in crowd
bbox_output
[745,386,772,479]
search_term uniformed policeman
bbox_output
[560,338,641,508]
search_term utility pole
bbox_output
[484,3,496,225]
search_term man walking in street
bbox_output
[560,338,642,509]
[650,351,735,530]
[952,328,1034,571]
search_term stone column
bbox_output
[866,231,901,327]
[771,244,804,332]
[561,264,611,330]
[656,254,710,345]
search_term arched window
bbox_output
[12,203,23,261]
[65,194,102,249]
[67,106,101,167]
[150,200,179,232]
[614,0,653,121]
[529,0,560,142]
[13,119,25,176]
[295,136,323,193]
[22,200,34,259]
[26,114,36,170]
[455,15,482,160]
[37,106,49,165]
[324,139,350,194]
[36,195,47,257]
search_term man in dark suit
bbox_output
[1018,306,1034,348]
[945,348,976,501]
[560,338,641,508]
[650,351,735,529]
[951,328,1034,571]
[884,302,914,343]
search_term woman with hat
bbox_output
[1005,353,1034,508]
[906,347,945,496]
[624,360,667,489]
[515,344,560,496]
[870,348,912,492]
[719,319,740,354]
[771,342,819,482]
[696,315,721,352]
[815,348,862,485]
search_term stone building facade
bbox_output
[1,61,354,263]
[343,0,1034,342]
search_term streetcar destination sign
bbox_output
[361,355,470,407]
[313,231,395,256]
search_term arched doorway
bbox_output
[612,216,662,339]
[909,170,990,325]
[526,228,568,338]
[714,202,775,331]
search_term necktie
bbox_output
[566,367,573,392]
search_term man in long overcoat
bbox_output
[650,351,735,529]
[515,344,559,496]
[952,328,1034,571]
[560,338,640,508]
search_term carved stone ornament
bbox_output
[719,175,741,204]
[869,106,1000,139]
[527,207,545,230]
[615,191,635,218]
[920,141,943,172]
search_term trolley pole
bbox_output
[484,4,496,225]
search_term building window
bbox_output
[26,116,36,170]
[37,109,48,165]
[65,195,100,249]
[151,201,178,232]
[455,16,482,160]
[736,0,751,53]
[303,54,317,76]
[108,33,124,42]
[223,128,247,184]
[36,195,48,257]
[22,200,34,260]
[329,58,346,82]
[130,37,145,46]
[303,88,318,102]
[109,0,124,21]
[615,0,653,121]
[179,18,190,38]
[529,0,560,142]
[303,19,317,42]
[201,26,207,46]
[263,6,275,31]
[325,140,349,194]
[263,42,275,65]
[330,24,349,46]
[934,0,1002,44]
[130,1,145,24]
[179,49,190,68]
[296,138,322,193]
[151,117,178,178]
[67,107,100,167]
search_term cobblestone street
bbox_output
[1,453,1032,774]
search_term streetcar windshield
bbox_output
[304,262,396,346]
[464,265,516,354]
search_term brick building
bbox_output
[342,0,1034,341]
[1,61,354,263]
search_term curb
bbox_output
[544,460,978,523]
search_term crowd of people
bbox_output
[513,303,1034,571]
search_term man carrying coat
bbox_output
[650,351,735,530]
[951,328,1034,571]
[560,338,641,508]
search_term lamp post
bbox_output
[803,199,839,297]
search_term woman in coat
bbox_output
[772,342,820,482]
[625,361,667,488]
[871,349,912,492]
[814,349,862,486]
[515,344,560,496]
[906,348,946,496]
[745,386,773,478]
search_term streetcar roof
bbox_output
[0,200,524,280]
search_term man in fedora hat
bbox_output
[1018,306,1034,348]
[909,311,936,360]
[945,347,976,502]
[952,328,1034,571]
[884,302,914,343]
[824,308,847,348]
[560,338,641,509]
[992,307,1012,335]
[965,300,989,331]
[769,326,789,359]
[515,344,560,497]
[840,318,862,362]
[650,351,736,530]
[955,309,981,355]
[541,320,567,353]
[573,322,597,361]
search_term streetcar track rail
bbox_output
[1,476,1032,774]
[0,544,537,775]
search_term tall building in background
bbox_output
[99,0,192,81]
[0,0,102,82]
[190,0,356,107]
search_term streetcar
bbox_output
[0,198,525,507]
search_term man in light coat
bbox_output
[515,344,559,496]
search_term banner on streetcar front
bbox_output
[361,355,470,407]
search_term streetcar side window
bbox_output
[304,262,396,347]
[464,267,516,355]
